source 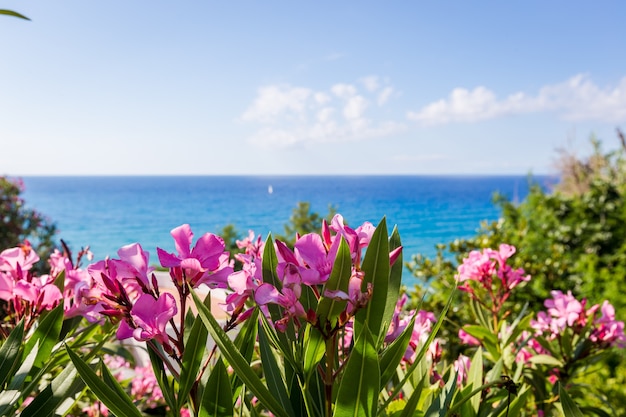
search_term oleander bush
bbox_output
[1,214,624,416]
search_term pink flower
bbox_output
[157,224,233,289]
[117,293,177,344]
[544,290,582,331]
[453,354,471,385]
[591,301,626,347]
[0,243,40,279]
[458,328,481,346]
[255,283,306,331]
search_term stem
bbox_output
[324,333,337,417]
[147,340,181,379]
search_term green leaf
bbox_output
[191,290,291,417]
[65,346,143,417]
[24,303,64,369]
[148,346,178,413]
[382,288,455,411]
[335,326,380,417]
[303,326,326,379]
[8,339,39,390]
[467,347,484,413]
[424,370,457,417]
[0,9,30,20]
[0,319,24,388]
[179,312,209,409]
[397,373,426,417]
[381,226,403,348]
[0,390,21,417]
[200,358,233,417]
[20,359,84,417]
[355,218,390,345]
[258,324,295,415]
[558,383,584,417]
[527,354,563,367]
[317,237,351,328]
[379,314,415,390]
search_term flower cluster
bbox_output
[529,290,626,349]
[456,244,529,318]
[0,242,62,331]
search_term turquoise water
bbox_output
[21,175,550,282]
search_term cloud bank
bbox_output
[241,76,405,147]
[408,74,626,125]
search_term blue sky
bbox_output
[1,1,625,175]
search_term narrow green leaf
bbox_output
[0,390,21,416]
[65,346,143,417]
[467,347,483,413]
[200,358,233,417]
[335,326,380,417]
[0,10,30,20]
[262,234,296,343]
[424,370,457,417]
[527,354,563,367]
[192,290,291,417]
[355,217,390,344]
[179,313,209,408]
[379,314,415,390]
[0,319,24,388]
[24,303,64,369]
[398,373,426,417]
[380,226,403,348]
[303,326,326,378]
[148,346,178,413]
[21,359,84,417]
[382,289,455,410]
[317,238,351,327]
[258,325,295,415]
[8,339,39,390]
[558,383,584,417]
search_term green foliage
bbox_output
[278,201,337,245]
[0,9,30,20]
[406,134,626,415]
[0,176,57,270]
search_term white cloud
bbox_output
[241,85,312,124]
[360,76,379,92]
[242,77,404,147]
[408,74,626,125]
[377,87,394,106]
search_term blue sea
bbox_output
[21,176,550,284]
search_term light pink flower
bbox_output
[458,328,481,346]
[544,290,582,331]
[453,354,471,385]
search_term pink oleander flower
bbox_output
[323,269,372,315]
[255,283,307,331]
[116,293,177,344]
[236,230,265,257]
[591,301,626,347]
[544,290,583,332]
[387,307,437,364]
[131,364,165,409]
[458,328,481,346]
[329,214,375,264]
[453,354,471,385]
[0,242,40,279]
[157,224,233,289]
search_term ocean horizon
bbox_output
[20,175,553,285]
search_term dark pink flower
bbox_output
[157,224,233,289]
[117,293,177,344]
